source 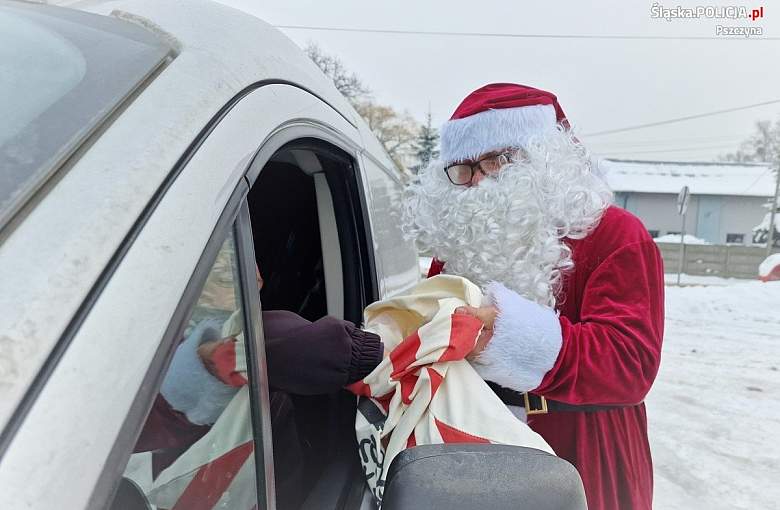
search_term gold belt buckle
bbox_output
[524,393,548,415]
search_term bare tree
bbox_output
[304,43,420,171]
[721,118,780,163]
[724,119,780,248]
[354,101,420,166]
[304,42,370,105]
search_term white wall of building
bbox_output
[615,192,768,244]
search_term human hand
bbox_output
[454,305,498,358]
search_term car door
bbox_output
[93,88,372,510]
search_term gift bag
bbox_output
[347,275,554,502]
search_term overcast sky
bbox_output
[217,0,780,162]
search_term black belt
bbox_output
[486,381,631,414]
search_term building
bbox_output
[599,158,776,245]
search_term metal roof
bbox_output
[600,158,775,197]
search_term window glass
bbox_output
[118,231,259,509]
[0,2,171,230]
[726,233,745,244]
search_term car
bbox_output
[0,1,586,509]
[759,253,780,281]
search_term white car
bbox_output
[0,1,585,509]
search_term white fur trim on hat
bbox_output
[470,282,562,392]
[440,104,558,165]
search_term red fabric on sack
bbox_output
[434,418,491,444]
[438,313,484,362]
[172,440,255,510]
[390,331,422,380]
[427,367,444,397]
[346,379,373,397]
[427,206,664,510]
[400,373,419,405]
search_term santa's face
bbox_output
[402,127,612,307]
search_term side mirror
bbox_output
[382,444,587,510]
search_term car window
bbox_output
[0,2,172,231]
[117,230,261,509]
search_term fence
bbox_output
[655,242,780,279]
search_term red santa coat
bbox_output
[429,206,664,510]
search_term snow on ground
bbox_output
[654,234,710,245]
[664,273,750,286]
[647,279,780,510]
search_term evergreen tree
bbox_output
[413,110,440,172]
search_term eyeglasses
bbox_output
[444,152,512,186]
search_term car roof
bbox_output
[0,0,368,436]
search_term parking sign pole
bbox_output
[676,185,690,286]
[677,211,686,285]
[766,164,779,256]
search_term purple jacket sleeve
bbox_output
[262,310,383,395]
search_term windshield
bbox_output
[0,1,173,231]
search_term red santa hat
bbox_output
[439,83,569,165]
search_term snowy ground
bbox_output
[647,277,780,510]
[663,273,747,287]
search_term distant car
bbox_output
[759,253,780,281]
[0,1,585,509]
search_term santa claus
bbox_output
[401,83,664,510]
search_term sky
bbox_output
[215,0,780,162]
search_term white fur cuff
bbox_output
[471,282,562,392]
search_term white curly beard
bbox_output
[401,127,613,307]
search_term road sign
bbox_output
[677,185,690,215]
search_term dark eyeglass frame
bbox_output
[443,152,512,186]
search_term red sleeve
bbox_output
[534,240,665,405]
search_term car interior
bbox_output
[246,140,375,510]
